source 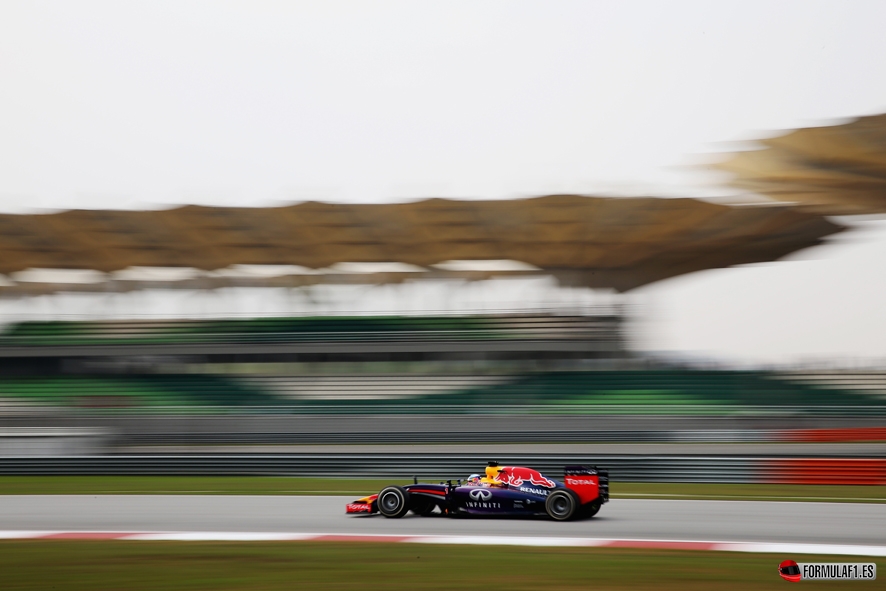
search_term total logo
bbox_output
[565,477,595,486]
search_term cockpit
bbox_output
[463,463,506,487]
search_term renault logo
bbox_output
[469,489,492,501]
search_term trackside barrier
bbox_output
[765,459,886,485]
[15,404,886,417]
[113,429,777,445]
[0,454,882,484]
[0,428,109,456]
[109,427,886,446]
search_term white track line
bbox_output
[1,531,885,556]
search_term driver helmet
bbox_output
[465,474,482,485]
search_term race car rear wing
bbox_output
[564,465,609,504]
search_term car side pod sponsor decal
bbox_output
[563,474,600,504]
[518,486,549,496]
[779,560,876,582]
[498,467,556,488]
[466,488,501,508]
[469,489,492,501]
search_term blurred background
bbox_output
[1,0,885,485]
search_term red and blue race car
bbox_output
[346,462,608,521]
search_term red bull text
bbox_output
[498,466,556,488]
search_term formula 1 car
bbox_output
[346,463,608,521]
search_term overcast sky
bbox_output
[1,1,885,364]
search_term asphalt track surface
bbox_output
[2,496,884,546]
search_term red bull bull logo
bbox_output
[498,466,556,488]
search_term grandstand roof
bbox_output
[0,195,842,293]
[716,113,886,215]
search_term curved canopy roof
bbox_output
[716,113,886,215]
[0,195,841,293]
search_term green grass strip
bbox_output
[0,541,874,590]
[1,476,886,503]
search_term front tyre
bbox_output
[545,489,579,521]
[377,486,411,518]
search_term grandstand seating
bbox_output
[1,370,883,411]
[411,370,882,407]
[234,374,515,401]
[0,375,281,408]
[0,314,620,346]
[2,315,884,413]
[773,371,886,400]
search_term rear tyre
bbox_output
[545,489,579,521]
[581,499,602,519]
[410,497,437,516]
[377,486,411,518]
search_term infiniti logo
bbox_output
[469,489,492,501]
